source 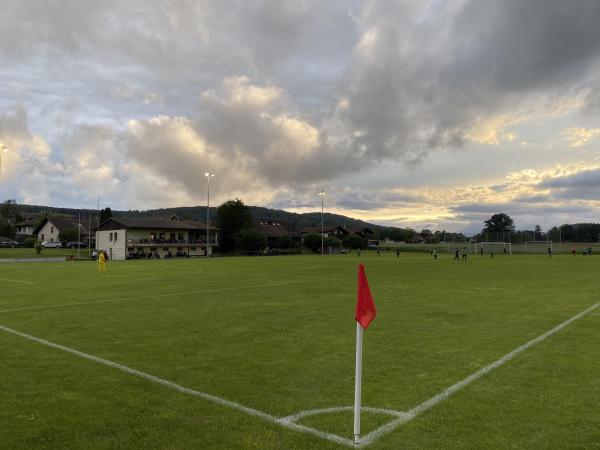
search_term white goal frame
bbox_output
[445,241,475,253]
[476,241,512,255]
[524,240,553,254]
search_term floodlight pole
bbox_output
[77,211,81,260]
[318,191,326,255]
[0,144,8,173]
[205,172,215,257]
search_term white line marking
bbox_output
[281,406,406,423]
[0,278,35,285]
[357,301,600,447]
[0,324,354,447]
[1,301,596,448]
[0,277,336,314]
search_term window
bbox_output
[114,232,117,242]
[190,247,196,250]
[41,234,45,240]
[51,226,54,233]
[177,232,183,240]
[109,232,113,242]
[170,233,176,240]
[163,247,169,251]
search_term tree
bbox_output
[236,228,267,252]
[343,234,364,249]
[216,199,253,252]
[302,233,322,252]
[276,235,295,249]
[0,199,20,219]
[0,220,16,239]
[324,236,342,248]
[58,227,79,243]
[99,207,113,224]
[484,213,514,233]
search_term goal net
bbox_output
[445,242,475,253]
[524,240,553,254]
[476,241,512,255]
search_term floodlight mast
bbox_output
[318,191,326,255]
[0,144,8,172]
[205,172,215,257]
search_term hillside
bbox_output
[11,203,401,237]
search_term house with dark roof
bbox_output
[254,219,301,247]
[95,216,219,260]
[14,213,41,236]
[346,227,374,239]
[33,216,93,245]
[301,225,349,240]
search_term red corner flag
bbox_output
[355,264,376,329]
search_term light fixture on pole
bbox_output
[205,172,215,257]
[0,144,8,172]
[317,191,326,255]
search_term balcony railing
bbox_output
[126,238,218,246]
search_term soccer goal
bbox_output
[445,242,476,253]
[476,241,512,255]
[524,240,553,254]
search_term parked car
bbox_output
[0,237,20,248]
[41,240,62,248]
[66,241,87,249]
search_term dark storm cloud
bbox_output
[336,189,423,211]
[540,168,600,189]
[2,0,600,223]
[334,0,600,166]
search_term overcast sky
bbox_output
[2,0,600,234]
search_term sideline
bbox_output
[1,301,598,447]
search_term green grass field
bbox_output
[0,248,92,259]
[1,253,599,449]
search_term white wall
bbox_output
[96,229,127,260]
[38,221,60,242]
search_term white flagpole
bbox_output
[353,321,363,445]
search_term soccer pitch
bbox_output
[1,254,599,449]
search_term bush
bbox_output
[21,237,36,248]
[276,235,296,249]
[236,228,267,252]
[302,233,322,252]
[324,236,342,248]
[35,242,42,254]
[342,234,365,249]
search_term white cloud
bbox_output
[563,127,600,148]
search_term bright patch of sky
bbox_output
[2,0,600,234]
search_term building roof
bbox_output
[255,219,301,238]
[346,227,374,236]
[15,215,39,227]
[301,225,348,235]
[32,216,92,236]
[97,216,218,231]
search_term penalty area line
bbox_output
[358,301,600,447]
[0,324,354,448]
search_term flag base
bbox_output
[354,434,360,445]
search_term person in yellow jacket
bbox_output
[98,250,107,273]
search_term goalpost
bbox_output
[445,241,476,253]
[476,241,512,255]
[524,240,553,254]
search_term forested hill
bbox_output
[13,203,397,236]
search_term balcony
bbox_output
[126,238,218,246]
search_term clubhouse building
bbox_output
[96,216,219,260]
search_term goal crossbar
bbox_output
[476,241,512,255]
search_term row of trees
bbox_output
[215,199,371,253]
